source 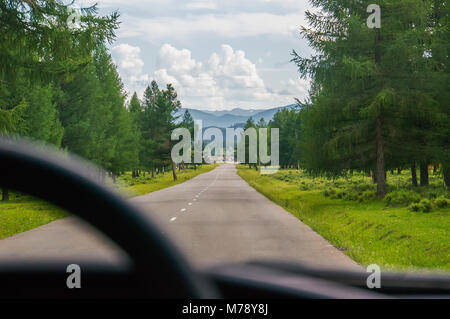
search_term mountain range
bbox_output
[176,104,295,128]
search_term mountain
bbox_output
[176,104,295,128]
[201,108,267,117]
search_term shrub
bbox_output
[434,196,450,208]
[418,199,433,213]
[385,190,421,207]
[408,199,433,213]
[323,188,337,197]
[408,202,421,212]
[359,190,376,202]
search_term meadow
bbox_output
[237,166,450,272]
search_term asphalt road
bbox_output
[0,164,360,271]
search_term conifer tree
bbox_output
[293,0,437,197]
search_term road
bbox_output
[0,164,360,270]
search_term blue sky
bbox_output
[77,0,313,110]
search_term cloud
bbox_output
[113,43,309,109]
[157,44,203,75]
[117,12,304,41]
[112,44,150,97]
[185,1,217,10]
[112,43,144,75]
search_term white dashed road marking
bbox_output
[170,217,177,222]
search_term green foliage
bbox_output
[269,107,301,168]
[137,81,182,173]
[408,199,434,213]
[385,190,421,207]
[434,196,450,208]
[238,166,450,271]
[292,0,449,195]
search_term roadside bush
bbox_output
[359,190,376,202]
[408,199,433,213]
[434,196,450,208]
[408,202,421,212]
[323,188,337,197]
[419,199,433,213]
[385,190,421,207]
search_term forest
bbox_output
[247,0,449,200]
[0,1,190,201]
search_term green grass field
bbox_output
[116,165,218,197]
[237,166,450,272]
[0,164,217,239]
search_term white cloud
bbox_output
[113,43,309,109]
[112,43,144,75]
[112,44,150,97]
[157,44,203,75]
[118,12,303,41]
[185,1,217,10]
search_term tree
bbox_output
[269,107,301,169]
[139,81,182,181]
[293,0,438,197]
[128,92,143,176]
[0,0,119,198]
[94,46,139,180]
[429,0,450,187]
[180,109,194,137]
[180,109,194,166]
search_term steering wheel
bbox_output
[0,138,215,298]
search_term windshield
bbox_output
[0,0,448,285]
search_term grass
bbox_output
[116,165,218,197]
[0,164,217,239]
[237,166,450,272]
[0,194,68,239]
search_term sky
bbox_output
[76,0,314,110]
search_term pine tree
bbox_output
[269,107,301,169]
[93,46,139,179]
[293,0,437,197]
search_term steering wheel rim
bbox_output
[0,137,215,298]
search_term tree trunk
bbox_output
[112,174,116,184]
[411,163,418,187]
[151,167,155,178]
[443,164,450,188]
[375,118,387,198]
[2,188,9,201]
[397,168,401,175]
[171,161,177,181]
[420,162,429,186]
[371,170,377,184]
